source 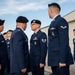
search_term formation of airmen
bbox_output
[0,2,75,75]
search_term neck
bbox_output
[52,13,59,19]
[34,28,40,33]
[17,26,24,32]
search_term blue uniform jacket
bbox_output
[30,30,47,66]
[73,38,75,60]
[6,39,10,60]
[0,34,8,68]
[73,38,75,51]
[48,15,74,66]
[10,27,29,73]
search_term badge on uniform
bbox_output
[61,26,67,29]
[8,45,9,48]
[1,41,4,43]
[7,42,10,44]
[33,20,36,23]
[50,27,56,30]
[34,42,37,45]
[33,37,38,40]
[52,32,55,36]
[41,39,46,43]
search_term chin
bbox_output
[0,30,3,32]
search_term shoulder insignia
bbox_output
[42,39,46,43]
[61,26,67,29]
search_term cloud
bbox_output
[0,0,49,15]
[0,0,74,15]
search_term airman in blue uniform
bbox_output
[0,19,8,75]
[2,32,8,40]
[48,3,74,75]
[30,19,47,75]
[10,16,29,75]
[6,30,13,59]
[6,30,13,75]
[73,29,75,61]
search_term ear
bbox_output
[50,8,53,13]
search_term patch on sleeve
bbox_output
[1,40,4,43]
[60,26,67,29]
[41,39,47,43]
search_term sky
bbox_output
[0,0,75,39]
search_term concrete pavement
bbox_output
[28,63,75,75]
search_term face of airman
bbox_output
[0,24,4,32]
[16,22,27,31]
[31,23,40,31]
[7,31,12,38]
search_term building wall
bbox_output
[68,21,75,54]
[41,26,48,36]
[64,11,75,23]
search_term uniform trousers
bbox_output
[31,66,44,75]
[0,68,8,75]
[10,73,28,75]
[0,68,4,75]
[74,51,75,60]
[51,65,70,75]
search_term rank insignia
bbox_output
[42,39,46,43]
[1,41,4,43]
[61,26,67,29]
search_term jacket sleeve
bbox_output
[40,33,47,64]
[58,18,69,63]
[0,39,8,68]
[12,32,28,70]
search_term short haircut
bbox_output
[3,32,7,35]
[48,3,61,12]
[73,29,75,31]
[7,30,13,33]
